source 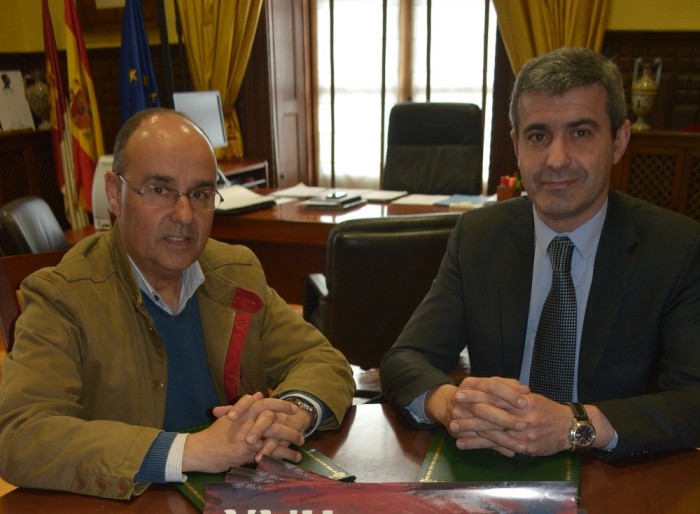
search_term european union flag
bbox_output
[119,0,159,125]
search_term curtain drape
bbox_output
[492,0,610,75]
[175,0,262,158]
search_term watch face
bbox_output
[574,423,596,447]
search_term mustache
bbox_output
[532,168,586,182]
[161,228,195,239]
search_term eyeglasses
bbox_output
[116,174,223,211]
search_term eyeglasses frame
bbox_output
[115,173,223,211]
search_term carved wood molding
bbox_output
[75,0,157,32]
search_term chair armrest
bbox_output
[303,273,328,324]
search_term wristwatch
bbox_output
[285,396,319,436]
[567,402,596,451]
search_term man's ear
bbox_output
[105,171,122,217]
[510,129,519,159]
[612,119,631,165]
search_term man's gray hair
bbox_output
[509,47,627,138]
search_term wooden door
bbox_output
[266,0,311,188]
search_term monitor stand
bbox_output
[216,167,232,188]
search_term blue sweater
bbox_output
[135,294,219,482]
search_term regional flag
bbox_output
[119,0,160,125]
[42,0,88,229]
[65,0,104,212]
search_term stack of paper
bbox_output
[215,185,276,214]
[302,192,367,210]
[271,183,408,203]
[270,183,329,199]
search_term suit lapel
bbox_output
[496,202,535,376]
[579,192,638,391]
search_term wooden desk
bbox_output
[1,404,698,513]
[67,196,452,304]
[211,198,452,303]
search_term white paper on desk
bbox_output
[216,185,276,211]
[271,196,297,205]
[356,189,409,202]
[270,183,328,198]
[314,188,409,203]
[391,194,450,205]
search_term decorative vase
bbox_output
[630,58,662,131]
[25,71,51,130]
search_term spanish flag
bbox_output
[42,0,86,229]
[65,0,104,212]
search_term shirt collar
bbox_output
[533,199,608,261]
[127,256,205,315]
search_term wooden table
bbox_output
[1,404,698,513]
[211,197,453,303]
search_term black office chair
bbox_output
[0,196,70,256]
[303,213,461,399]
[383,102,483,195]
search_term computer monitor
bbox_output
[92,154,113,231]
[172,91,228,149]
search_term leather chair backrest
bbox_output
[322,213,461,370]
[0,249,67,351]
[383,102,483,195]
[0,196,70,255]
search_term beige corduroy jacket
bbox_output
[0,224,354,499]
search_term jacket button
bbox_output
[74,477,86,489]
[152,379,164,390]
[118,480,129,494]
[95,479,106,491]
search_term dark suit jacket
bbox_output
[381,189,700,459]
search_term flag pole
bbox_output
[155,0,174,108]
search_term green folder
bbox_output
[418,427,581,500]
[174,443,355,512]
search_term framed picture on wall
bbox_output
[0,70,36,132]
[76,0,158,31]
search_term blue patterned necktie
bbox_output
[529,236,577,403]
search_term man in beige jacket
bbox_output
[0,109,354,499]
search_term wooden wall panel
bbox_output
[0,131,68,229]
[611,131,700,221]
[602,31,700,131]
[685,151,700,220]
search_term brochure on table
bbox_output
[202,455,577,514]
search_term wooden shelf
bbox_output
[218,158,268,189]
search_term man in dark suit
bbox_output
[380,47,700,460]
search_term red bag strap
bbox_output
[224,287,264,402]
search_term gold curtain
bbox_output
[175,0,263,158]
[492,0,610,75]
